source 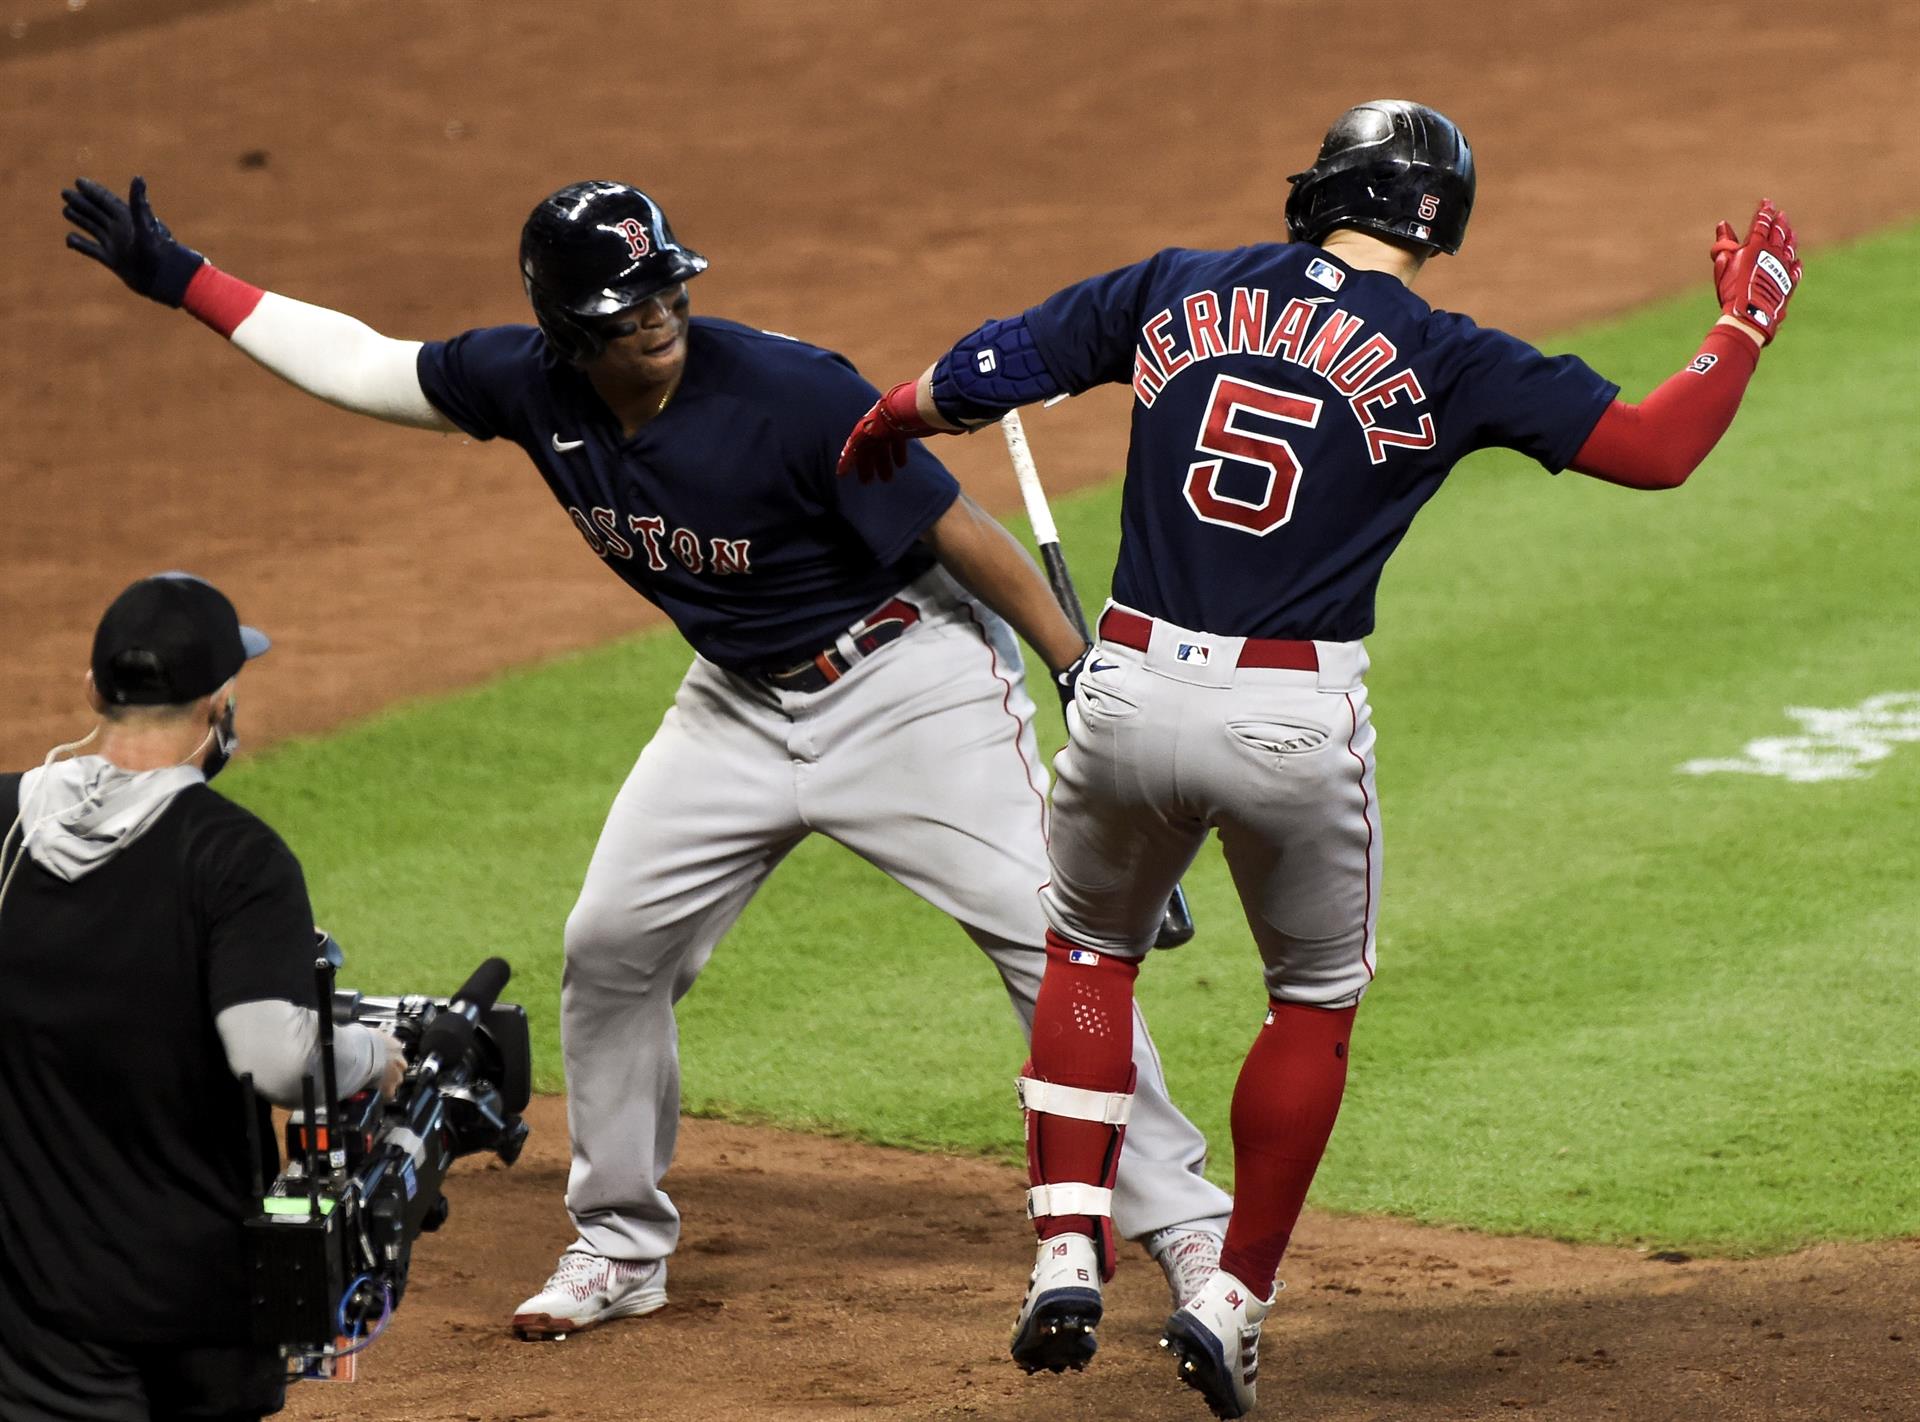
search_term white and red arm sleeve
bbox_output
[1569,320,1762,489]
[181,264,454,431]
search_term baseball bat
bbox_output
[1001,409,1196,950]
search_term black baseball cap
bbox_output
[90,572,270,707]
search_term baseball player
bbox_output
[841,100,1800,1417]
[60,177,1235,1339]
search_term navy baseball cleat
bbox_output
[1010,1233,1103,1373]
[1160,1269,1275,1419]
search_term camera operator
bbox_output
[0,572,404,1422]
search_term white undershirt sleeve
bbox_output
[215,998,388,1106]
[228,292,456,431]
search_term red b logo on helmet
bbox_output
[614,218,652,261]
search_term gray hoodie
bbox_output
[16,755,203,880]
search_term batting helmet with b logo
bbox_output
[1284,100,1476,255]
[519,181,709,364]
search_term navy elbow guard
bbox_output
[929,315,1064,426]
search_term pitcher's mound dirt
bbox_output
[281,1101,1917,1422]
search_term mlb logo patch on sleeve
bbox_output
[1305,258,1346,293]
[1068,948,1102,966]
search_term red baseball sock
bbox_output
[1027,930,1138,1241]
[1218,1001,1357,1297]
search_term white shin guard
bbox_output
[1018,1069,1136,1278]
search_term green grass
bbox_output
[224,222,1920,1254]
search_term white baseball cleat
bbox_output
[1160,1268,1275,1419]
[511,1250,668,1340]
[1147,1225,1224,1310]
[1009,1232,1103,1374]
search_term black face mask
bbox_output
[202,698,238,782]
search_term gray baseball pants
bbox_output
[1043,607,1381,1006]
[560,571,1232,1262]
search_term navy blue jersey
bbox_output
[1025,245,1618,640]
[417,317,959,673]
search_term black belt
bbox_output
[764,597,921,693]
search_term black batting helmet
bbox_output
[519,181,709,364]
[1285,100,1475,255]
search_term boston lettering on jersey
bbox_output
[567,506,753,577]
[1022,244,1618,641]
[417,318,960,674]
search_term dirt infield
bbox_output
[4,2,1918,1418]
[277,1102,1919,1422]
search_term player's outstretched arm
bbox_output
[62,176,454,432]
[839,314,1070,483]
[1571,200,1801,490]
[841,256,1159,481]
[835,368,960,482]
[922,493,1088,678]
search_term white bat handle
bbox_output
[1000,409,1060,546]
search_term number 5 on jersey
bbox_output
[1184,375,1323,535]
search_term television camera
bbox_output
[241,941,531,1379]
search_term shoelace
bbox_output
[547,1253,651,1302]
[1161,1232,1223,1300]
[550,1253,607,1302]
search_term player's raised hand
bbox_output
[838,380,940,483]
[61,175,206,307]
[1710,199,1801,345]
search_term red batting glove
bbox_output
[838,380,939,483]
[1711,199,1802,345]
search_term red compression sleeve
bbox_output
[1218,1001,1355,1297]
[1027,931,1137,1242]
[1569,324,1760,489]
[182,263,266,339]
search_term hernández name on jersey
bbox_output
[1126,265,1434,468]
[1022,243,1618,641]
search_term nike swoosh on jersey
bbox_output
[1089,658,1120,674]
[551,434,586,452]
